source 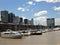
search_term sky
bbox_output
[0,0,60,25]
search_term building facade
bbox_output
[19,17,23,25]
[1,10,8,23]
[47,18,55,28]
[8,13,15,23]
[24,19,28,24]
[31,18,34,25]
[14,16,20,24]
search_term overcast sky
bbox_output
[0,0,60,25]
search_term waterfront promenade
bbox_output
[0,30,60,45]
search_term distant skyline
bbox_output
[0,0,60,25]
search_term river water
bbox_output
[0,31,60,45]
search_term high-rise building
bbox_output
[28,20,31,25]
[31,18,34,25]
[24,19,28,24]
[8,13,15,23]
[19,17,23,25]
[47,18,55,27]
[0,12,1,21]
[1,10,8,23]
[14,16,20,24]
[28,18,34,25]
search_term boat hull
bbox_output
[31,33,42,35]
[1,34,23,39]
[1,31,23,39]
[31,31,42,35]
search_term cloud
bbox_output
[27,1,35,5]
[46,0,60,2]
[17,7,25,12]
[19,15,26,19]
[17,7,29,12]
[34,10,47,17]
[34,0,42,2]
[22,16,26,19]
[54,6,60,11]
[34,16,47,21]
[55,18,60,22]
[34,0,60,3]
[34,16,48,25]
[46,0,57,2]
[34,17,60,25]
[55,18,60,25]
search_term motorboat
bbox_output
[31,30,42,35]
[35,31,42,35]
[22,31,31,36]
[42,30,46,33]
[1,29,23,38]
[30,31,36,35]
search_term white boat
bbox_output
[42,30,46,33]
[31,29,42,35]
[53,27,60,31]
[1,29,23,38]
[35,31,42,35]
[22,31,31,36]
[30,31,36,35]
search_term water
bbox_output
[0,31,60,45]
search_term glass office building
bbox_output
[8,13,15,23]
[1,10,8,23]
[24,19,28,24]
[47,18,55,28]
[19,17,23,25]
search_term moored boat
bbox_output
[31,30,42,35]
[35,31,42,35]
[22,31,31,36]
[1,29,23,39]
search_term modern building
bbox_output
[24,19,28,24]
[8,13,15,23]
[0,12,1,21]
[0,10,8,23]
[47,18,55,28]
[28,18,34,25]
[19,17,23,25]
[28,20,31,25]
[14,16,20,24]
[31,18,34,25]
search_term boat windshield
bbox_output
[16,32,20,34]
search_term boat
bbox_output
[22,31,31,36]
[35,30,42,35]
[42,30,46,33]
[31,30,42,35]
[30,30,36,35]
[1,29,23,39]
